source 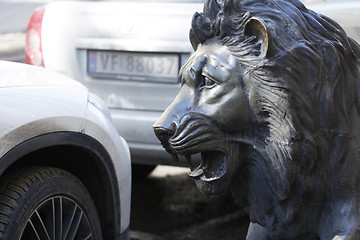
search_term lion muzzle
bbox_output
[153,124,180,162]
[154,105,231,189]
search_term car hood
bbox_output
[0,61,91,155]
[0,61,86,89]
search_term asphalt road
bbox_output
[131,166,250,240]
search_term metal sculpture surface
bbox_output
[153,0,360,239]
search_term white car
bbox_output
[24,0,360,173]
[0,61,131,240]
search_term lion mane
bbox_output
[155,0,360,238]
[196,0,360,237]
[192,0,360,238]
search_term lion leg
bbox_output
[245,223,270,240]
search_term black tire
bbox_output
[0,166,102,240]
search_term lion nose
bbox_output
[153,122,180,162]
[153,126,174,144]
[153,112,179,145]
[153,84,190,144]
[153,113,177,135]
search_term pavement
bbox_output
[0,32,25,62]
[130,165,249,240]
[0,1,46,34]
[150,165,189,177]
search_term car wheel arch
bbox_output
[0,131,122,239]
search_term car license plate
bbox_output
[87,50,179,83]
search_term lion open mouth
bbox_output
[159,114,230,183]
[186,151,228,182]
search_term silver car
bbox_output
[0,61,131,240]
[25,0,360,174]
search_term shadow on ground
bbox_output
[130,170,249,240]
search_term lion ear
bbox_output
[244,17,271,58]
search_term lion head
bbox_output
[154,0,360,238]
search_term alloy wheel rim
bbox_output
[20,196,93,240]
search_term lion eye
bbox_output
[204,76,217,88]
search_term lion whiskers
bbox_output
[168,114,222,153]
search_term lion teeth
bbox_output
[188,167,204,179]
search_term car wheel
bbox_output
[0,166,102,240]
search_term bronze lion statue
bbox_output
[153,0,360,239]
